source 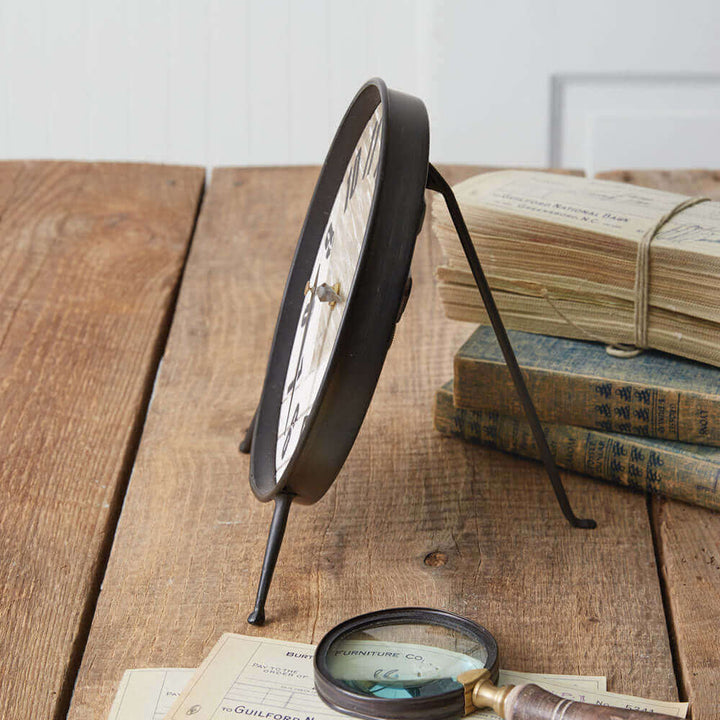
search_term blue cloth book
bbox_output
[435,381,720,512]
[454,326,720,447]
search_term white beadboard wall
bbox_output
[2,0,720,173]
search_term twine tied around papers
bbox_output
[621,195,711,353]
[541,195,711,358]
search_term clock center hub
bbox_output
[304,281,343,308]
[316,282,342,307]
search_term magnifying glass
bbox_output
[313,608,678,720]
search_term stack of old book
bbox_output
[432,170,720,511]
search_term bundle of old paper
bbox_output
[106,634,687,720]
[433,170,720,367]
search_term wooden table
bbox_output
[1,163,717,720]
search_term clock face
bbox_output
[276,105,384,480]
[250,79,429,505]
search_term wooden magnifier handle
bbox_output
[458,670,679,720]
[501,684,679,720]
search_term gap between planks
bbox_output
[53,175,207,720]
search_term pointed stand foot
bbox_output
[574,518,597,529]
[247,493,293,625]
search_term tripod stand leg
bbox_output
[239,407,258,454]
[426,164,595,529]
[247,493,294,625]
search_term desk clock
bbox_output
[240,79,594,626]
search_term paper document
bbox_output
[107,668,193,720]
[108,633,687,720]
[498,669,606,692]
[162,634,332,720]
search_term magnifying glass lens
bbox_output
[314,608,499,720]
[326,622,489,699]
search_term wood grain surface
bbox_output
[0,161,204,720]
[66,166,679,720]
[598,168,720,720]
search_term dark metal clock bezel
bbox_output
[249,78,429,505]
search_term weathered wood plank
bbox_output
[652,500,719,720]
[599,168,720,720]
[0,161,204,720]
[68,166,677,720]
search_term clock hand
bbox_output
[282,265,321,437]
[304,282,343,406]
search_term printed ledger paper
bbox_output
[108,634,687,720]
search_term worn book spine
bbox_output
[454,336,720,448]
[435,383,720,511]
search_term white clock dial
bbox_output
[276,104,384,479]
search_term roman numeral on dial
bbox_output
[363,117,380,178]
[324,222,335,259]
[281,404,299,458]
[286,356,303,395]
[344,148,362,212]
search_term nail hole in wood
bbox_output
[424,551,448,567]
